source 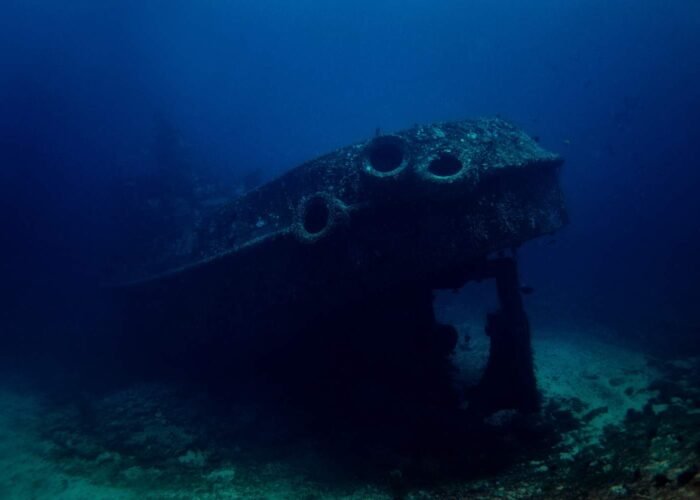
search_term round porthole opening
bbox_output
[363,136,407,176]
[427,152,463,178]
[303,197,330,235]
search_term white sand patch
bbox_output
[452,322,659,451]
[532,330,661,466]
[534,333,658,429]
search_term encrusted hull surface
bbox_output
[119,118,565,337]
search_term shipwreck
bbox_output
[115,118,566,418]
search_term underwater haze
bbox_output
[1,1,700,498]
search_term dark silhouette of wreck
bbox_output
[115,117,566,426]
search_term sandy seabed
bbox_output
[1,324,699,499]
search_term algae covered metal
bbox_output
[122,117,564,304]
[117,117,566,413]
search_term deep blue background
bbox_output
[1,1,699,362]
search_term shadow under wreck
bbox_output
[112,118,567,441]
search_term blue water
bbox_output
[1,1,699,497]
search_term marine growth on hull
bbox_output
[114,117,566,421]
